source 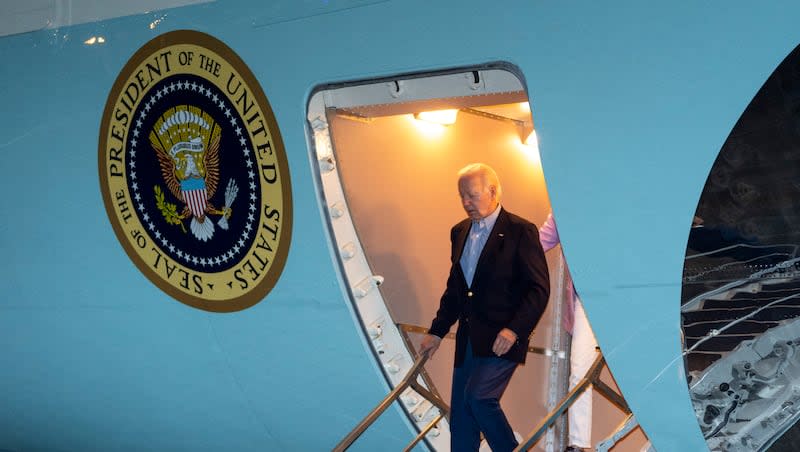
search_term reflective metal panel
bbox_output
[682,44,800,451]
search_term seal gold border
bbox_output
[98,30,292,312]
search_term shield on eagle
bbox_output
[148,105,234,242]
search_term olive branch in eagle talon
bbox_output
[147,105,238,242]
[154,185,187,233]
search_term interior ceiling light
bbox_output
[414,109,459,125]
[520,129,541,163]
[519,101,531,113]
[525,129,539,147]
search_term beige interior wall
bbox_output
[330,109,646,450]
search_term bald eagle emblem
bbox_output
[149,105,239,241]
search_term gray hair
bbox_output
[457,163,502,200]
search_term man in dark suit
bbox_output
[420,163,550,452]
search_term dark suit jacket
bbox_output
[428,207,550,366]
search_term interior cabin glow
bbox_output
[414,109,459,125]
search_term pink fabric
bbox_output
[539,213,576,334]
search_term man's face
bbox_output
[458,175,496,220]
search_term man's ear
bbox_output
[489,185,497,199]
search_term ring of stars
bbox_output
[127,79,259,269]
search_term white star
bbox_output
[245,223,253,232]
[229,116,237,127]
[137,202,144,211]
[132,182,139,191]
[156,90,163,99]
[212,94,219,103]
[192,256,199,264]
[249,181,256,190]
[215,256,222,265]
[248,170,255,179]
[242,147,251,156]
[200,258,207,266]
[238,239,245,247]
[154,230,161,239]
[249,192,257,201]
[133,129,140,138]
[130,161,136,169]
[177,250,184,258]
[247,213,254,222]
[198,86,205,96]
[190,82,198,91]
[235,126,242,136]
[169,82,176,91]
[249,203,256,212]
[169,244,175,252]
[142,212,149,221]
[130,148,137,158]
[147,221,154,231]
[245,159,253,168]
[144,103,151,112]
[227,250,234,259]
[130,171,137,180]
[134,192,141,201]
[160,237,168,246]
[136,118,143,128]
[233,244,241,253]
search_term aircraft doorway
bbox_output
[307,66,641,451]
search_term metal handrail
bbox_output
[336,323,633,451]
[513,352,630,451]
[596,413,639,452]
[396,323,448,413]
[333,351,450,452]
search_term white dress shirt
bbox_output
[460,205,501,287]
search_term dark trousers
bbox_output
[450,340,519,452]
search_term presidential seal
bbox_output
[99,30,292,312]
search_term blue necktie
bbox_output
[462,220,485,287]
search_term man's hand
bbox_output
[492,328,517,356]
[419,334,442,358]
